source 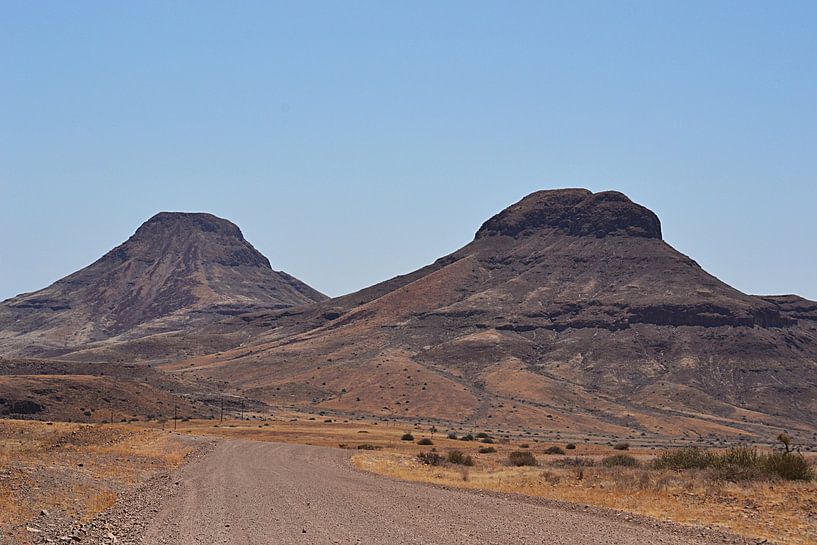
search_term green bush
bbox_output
[508,451,538,466]
[460,434,475,441]
[762,452,813,481]
[400,433,415,441]
[544,446,565,455]
[602,454,639,467]
[653,447,714,470]
[447,450,474,466]
[417,437,433,445]
[652,446,813,482]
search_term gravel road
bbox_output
[138,440,744,545]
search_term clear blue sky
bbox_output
[2,1,815,300]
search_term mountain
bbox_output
[172,189,817,440]
[0,212,327,357]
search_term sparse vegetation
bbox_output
[417,437,433,445]
[478,446,496,454]
[508,451,538,466]
[447,432,457,439]
[417,452,443,465]
[613,442,630,451]
[356,444,382,450]
[447,450,474,466]
[544,446,565,455]
[551,456,595,468]
[601,454,639,467]
[654,446,814,482]
[565,443,576,450]
[400,433,414,441]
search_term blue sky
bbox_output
[1,1,815,300]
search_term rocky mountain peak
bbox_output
[475,189,662,240]
[104,211,271,269]
[135,212,245,240]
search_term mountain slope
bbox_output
[0,212,326,357]
[174,189,817,439]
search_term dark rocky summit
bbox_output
[476,189,662,239]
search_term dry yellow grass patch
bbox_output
[353,449,817,545]
[0,419,194,536]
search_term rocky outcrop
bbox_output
[476,189,662,239]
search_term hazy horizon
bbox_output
[2,2,816,300]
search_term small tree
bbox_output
[777,432,793,454]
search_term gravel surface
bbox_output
[25,438,754,545]
[133,440,751,545]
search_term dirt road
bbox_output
[140,440,735,545]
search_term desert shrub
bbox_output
[762,452,813,481]
[356,444,382,450]
[519,443,530,449]
[400,433,415,441]
[565,443,576,450]
[653,447,714,470]
[714,447,763,479]
[447,450,474,466]
[551,456,595,468]
[653,446,813,482]
[544,446,565,455]
[417,452,443,466]
[447,432,458,439]
[460,434,475,442]
[476,432,489,439]
[478,446,497,454]
[417,438,433,445]
[508,451,538,466]
[613,442,630,451]
[480,437,495,444]
[602,454,639,467]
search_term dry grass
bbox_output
[353,447,817,545]
[0,419,194,540]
